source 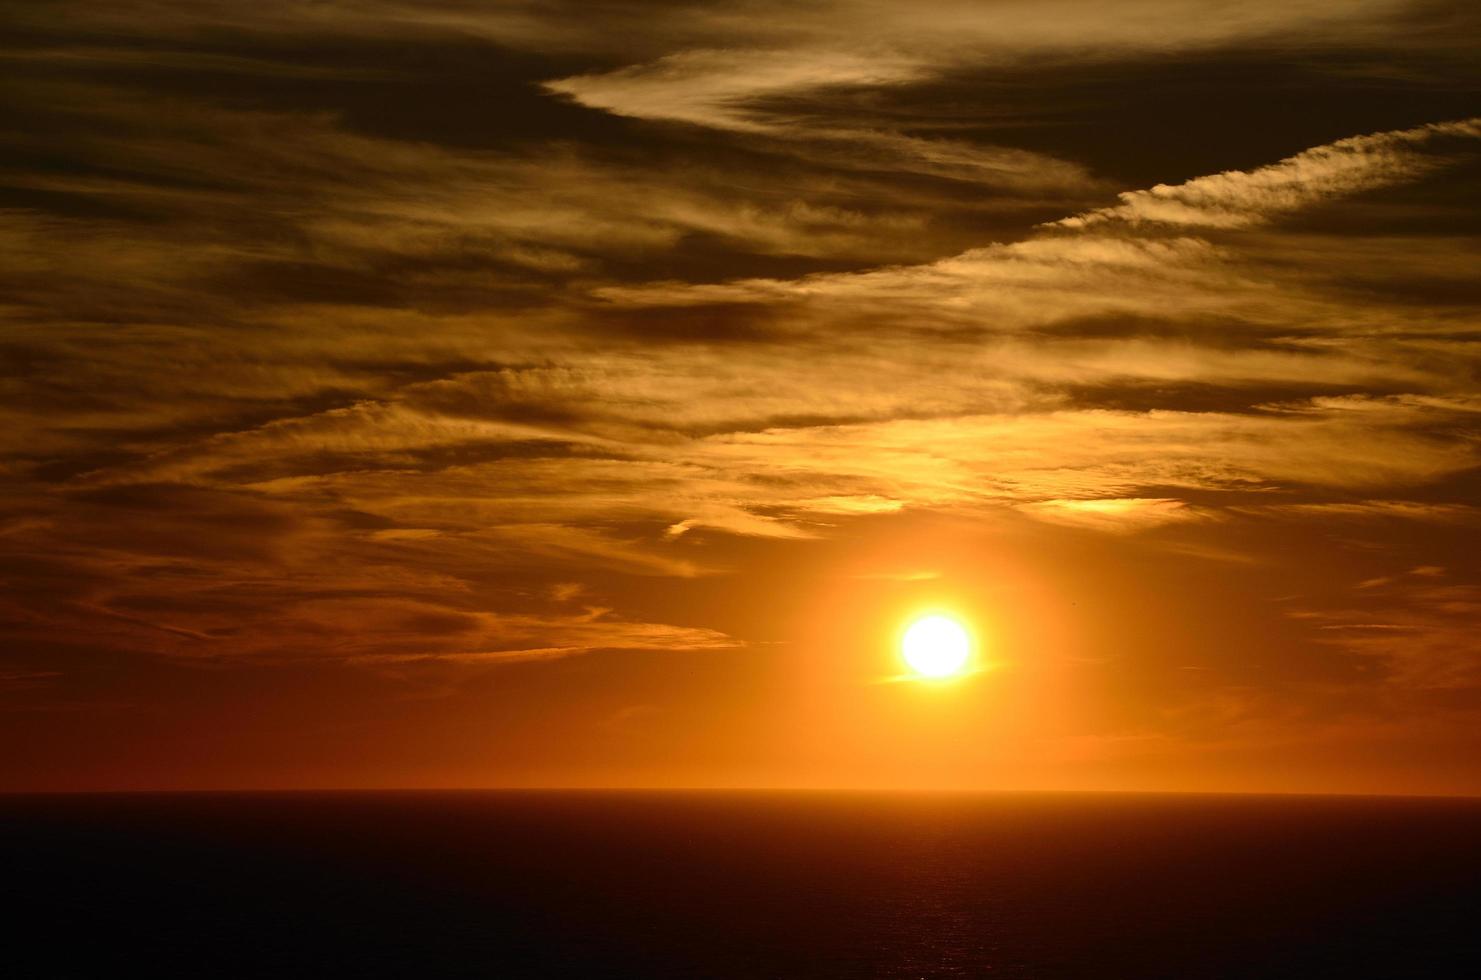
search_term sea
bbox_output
[4,791,1478,978]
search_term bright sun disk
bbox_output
[901,614,971,678]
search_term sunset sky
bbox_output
[3,0,1480,794]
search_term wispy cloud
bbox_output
[546,49,927,133]
[1053,118,1481,230]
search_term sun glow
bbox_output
[901,614,972,679]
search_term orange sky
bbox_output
[2,0,1480,794]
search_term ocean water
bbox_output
[4,791,1478,978]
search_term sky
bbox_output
[2,0,1480,794]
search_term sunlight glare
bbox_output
[901,614,972,679]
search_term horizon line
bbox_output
[4,786,1480,801]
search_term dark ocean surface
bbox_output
[3,791,1479,978]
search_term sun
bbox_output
[901,614,972,679]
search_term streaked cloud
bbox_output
[1017,498,1207,533]
[1055,118,1481,230]
[546,49,927,133]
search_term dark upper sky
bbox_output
[2,0,1480,792]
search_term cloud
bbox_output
[6,119,1473,656]
[1298,581,1481,694]
[1255,501,1481,525]
[545,49,927,132]
[1016,497,1207,533]
[541,0,1429,100]
[546,48,1099,189]
[539,1,1443,191]
[1053,118,1481,229]
[336,603,740,665]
